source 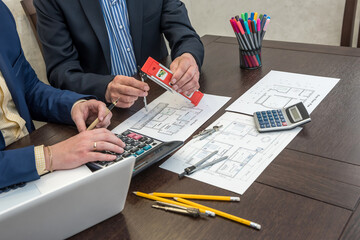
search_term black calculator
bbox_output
[86,130,183,176]
[254,102,311,132]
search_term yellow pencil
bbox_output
[87,97,120,130]
[151,192,240,202]
[174,197,261,230]
[133,192,215,217]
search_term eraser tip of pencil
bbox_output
[230,197,241,202]
[251,223,261,230]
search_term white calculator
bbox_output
[254,102,311,132]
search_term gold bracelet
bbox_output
[46,146,53,172]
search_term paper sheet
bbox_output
[160,112,301,194]
[226,70,339,114]
[112,91,231,141]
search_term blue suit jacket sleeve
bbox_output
[0,1,92,189]
[0,146,39,189]
[22,52,90,125]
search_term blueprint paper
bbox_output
[226,70,339,114]
[160,112,301,194]
[112,92,231,141]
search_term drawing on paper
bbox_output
[131,103,203,136]
[180,120,279,181]
[226,70,340,115]
[255,85,315,109]
[161,112,301,194]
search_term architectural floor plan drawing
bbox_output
[255,85,314,109]
[131,102,203,136]
[160,112,301,194]
[226,70,339,115]
[112,92,230,141]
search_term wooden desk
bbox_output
[7,35,360,239]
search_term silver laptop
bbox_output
[0,156,135,240]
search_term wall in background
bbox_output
[6,0,360,81]
[183,0,360,47]
[4,0,48,84]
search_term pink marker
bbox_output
[261,18,271,42]
[257,18,261,46]
[231,19,255,67]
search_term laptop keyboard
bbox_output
[0,182,26,195]
[86,129,183,176]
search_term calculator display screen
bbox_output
[289,106,302,122]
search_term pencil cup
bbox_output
[239,48,262,70]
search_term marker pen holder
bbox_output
[239,48,262,70]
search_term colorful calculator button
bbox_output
[143,145,152,151]
[136,149,145,155]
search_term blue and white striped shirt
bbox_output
[99,0,137,76]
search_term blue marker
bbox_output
[261,14,267,30]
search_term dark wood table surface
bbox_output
[7,35,360,239]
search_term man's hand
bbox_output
[46,129,125,171]
[71,99,111,132]
[169,53,200,95]
[105,75,149,108]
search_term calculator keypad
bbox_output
[255,110,288,129]
[93,130,161,168]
